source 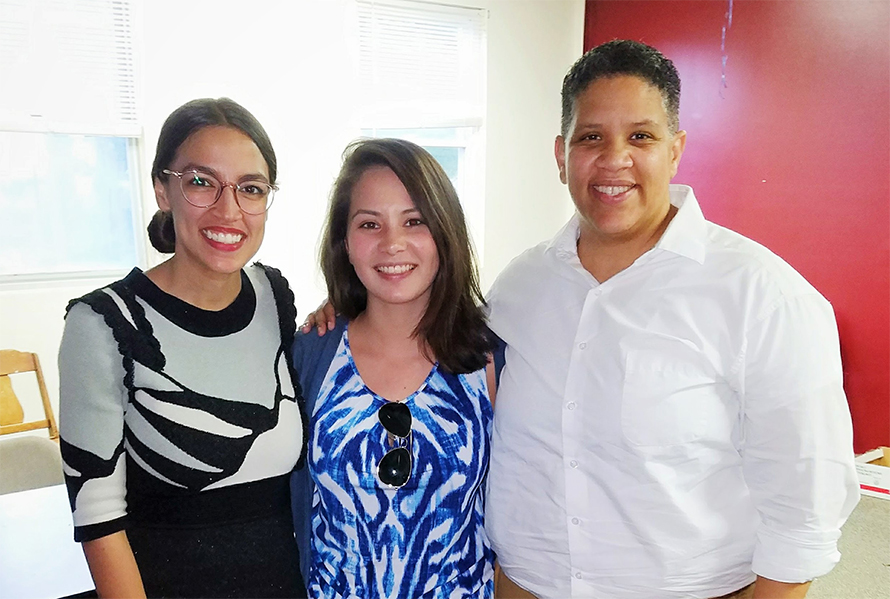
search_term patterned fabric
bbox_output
[308,327,494,599]
[59,264,306,597]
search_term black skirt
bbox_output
[128,509,306,598]
[126,474,306,599]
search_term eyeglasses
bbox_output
[162,169,278,215]
[377,402,412,488]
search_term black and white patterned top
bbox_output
[59,263,305,543]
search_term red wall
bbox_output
[584,0,890,453]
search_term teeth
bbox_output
[594,185,633,196]
[203,229,243,244]
[377,264,415,274]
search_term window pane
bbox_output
[360,127,471,193]
[423,146,461,183]
[0,132,139,276]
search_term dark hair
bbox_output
[147,98,277,253]
[321,138,494,374]
[561,39,681,136]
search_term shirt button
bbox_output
[574,572,582,579]
[567,402,576,410]
[570,460,579,468]
[571,517,580,525]
[578,342,587,350]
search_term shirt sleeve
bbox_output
[740,292,860,583]
[59,301,130,542]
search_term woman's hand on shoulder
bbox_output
[300,299,337,336]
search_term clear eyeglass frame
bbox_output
[162,168,278,215]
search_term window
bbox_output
[356,0,487,252]
[360,126,476,192]
[0,0,142,279]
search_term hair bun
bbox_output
[147,210,176,253]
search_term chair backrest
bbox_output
[0,350,59,440]
[0,435,64,495]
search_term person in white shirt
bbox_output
[486,39,860,599]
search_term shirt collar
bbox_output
[545,184,708,265]
[545,213,581,256]
[656,184,708,264]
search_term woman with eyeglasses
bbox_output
[58,98,306,598]
[291,138,499,598]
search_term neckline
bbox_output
[343,324,438,404]
[124,267,256,337]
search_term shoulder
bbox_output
[62,301,115,347]
[488,241,555,306]
[64,270,166,368]
[64,273,136,340]
[249,262,297,340]
[65,270,138,318]
[704,222,828,309]
[487,233,580,340]
[249,261,289,287]
[494,241,552,284]
[247,262,294,304]
[292,317,348,365]
[489,215,581,299]
[292,317,347,408]
[59,300,126,388]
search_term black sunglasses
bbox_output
[377,402,412,488]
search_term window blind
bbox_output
[357,0,486,128]
[0,0,139,136]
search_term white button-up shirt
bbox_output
[486,185,860,599]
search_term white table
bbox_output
[0,484,94,599]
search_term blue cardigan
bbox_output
[289,316,505,584]
[290,316,348,585]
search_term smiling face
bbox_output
[154,126,269,279]
[555,75,686,248]
[345,166,439,314]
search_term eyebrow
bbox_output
[576,119,662,129]
[178,163,270,183]
[630,120,661,128]
[349,207,422,219]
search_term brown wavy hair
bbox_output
[320,138,493,374]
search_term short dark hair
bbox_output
[147,98,277,253]
[561,39,681,136]
[321,138,494,374]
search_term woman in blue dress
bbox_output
[292,138,498,598]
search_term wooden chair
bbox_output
[0,350,59,440]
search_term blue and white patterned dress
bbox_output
[308,327,494,599]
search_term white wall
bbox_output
[483,0,582,288]
[0,0,583,418]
